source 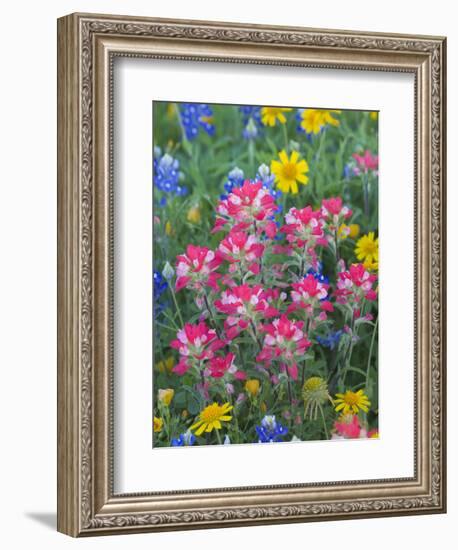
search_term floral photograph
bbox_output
[152,102,379,447]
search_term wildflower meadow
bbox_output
[153,102,379,447]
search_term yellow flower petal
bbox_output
[290,150,299,163]
[279,150,289,164]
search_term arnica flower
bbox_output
[334,389,371,415]
[175,244,222,292]
[288,274,334,319]
[214,284,280,339]
[190,402,233,436]
[271,150,309,194]
[281,206,327,249]
[217,230,265,276]
[257,315,312,380]
[256,415,288,443]
[156,356,174,373]
[334,414,362,439]
[187,204,201,224]
[179,103,215,140]
[214,180,279,236]
[297,109,341,135]
[338,223,360,240]
[245,379,260,397]
[153,147,188,197]
[302,376,333,420]
[335,263,378,305]
[316,330,343,350]
[171,429,196,446]
[158,388,174,406]
[260,106,292,127]
[153,417,163,433]
[170,321,225,375]
[355,232,379,270]
[352,150,379,174]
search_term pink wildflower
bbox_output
[214,284,280,339]
[213,180,278,235]
[170,321,225,375]
[352,150,378,174]
[288,274,334,319]
[257,315,312,380]
[321,197,352,232]
[217,230,264,275]
[175,244,221,292]
[280,206,327,248]
[207,352,235,378]
[335,263,378,305]
[334,414,361,439]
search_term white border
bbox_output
[114,58,414,493]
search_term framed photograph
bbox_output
[57,13,446,536]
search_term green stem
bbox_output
[248,139,256,174]
[282,123,289,152]
[318,404,329,440]
[169,283,184,328]
[365,316,378,388]
[215,430,222,445]
[363,172,370,220]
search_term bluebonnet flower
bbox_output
[179,103,215,140]
[153,270,168,317]
[171,430,196,447]
[316,330,343,350]
[220,166,245,199]
[239,106,262,140]
[153,147,188,202]
[256,415,288,443]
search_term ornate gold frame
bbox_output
[57,13,447,536]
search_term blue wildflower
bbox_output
[153,147,188,199]
[153,270,168,317]
[255,163,282,203]
[220,166,245,199]
[256,415,288,443]
[171,430,196,447]
[179,103,215,140]
[240,106,262,139]
[316,330,343,350]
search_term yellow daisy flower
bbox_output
[261,107,292,127]
[300,109,341,134]
[271,150,309,194]
[370,111,378,121]
[153,416,163,432]
[355,232,378,266]
[334,389,371,415]
[363,257,379,271]
[190,402,233,436]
